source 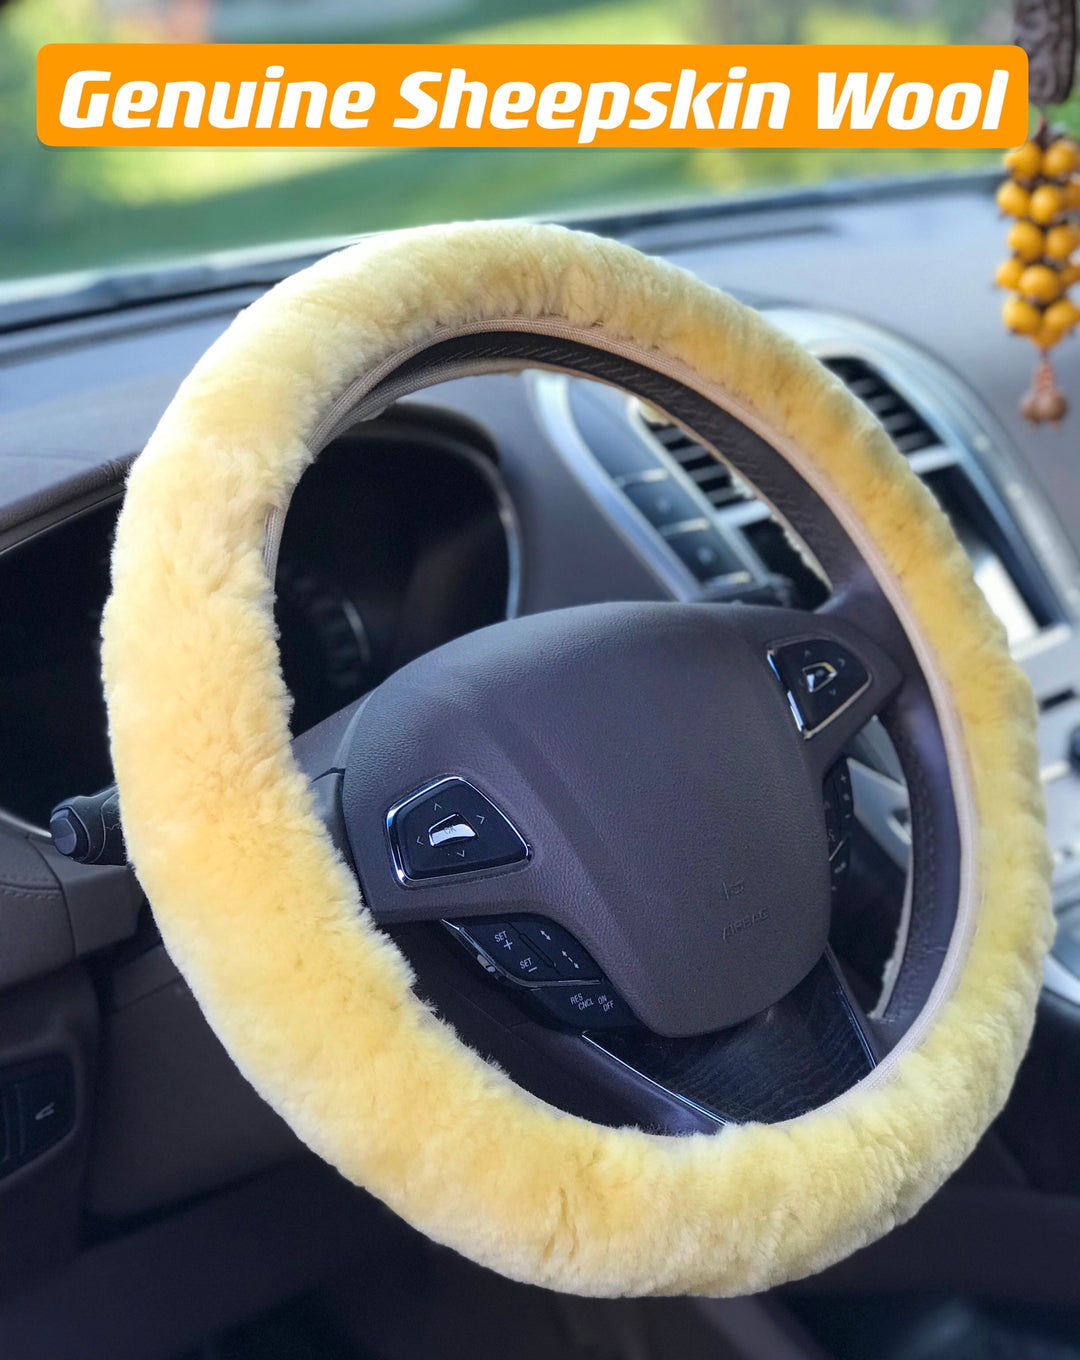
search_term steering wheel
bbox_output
[101,222,1052,1297]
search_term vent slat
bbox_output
[640,414,744,509]
[822,357,939,454]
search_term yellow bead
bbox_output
[1029,184,1066,224]
[995,257,1025,289]
[1042,139,1080,179]
[1064,178,1080,210]
[1018,264,1064,303]
[1007,220,1045,261]
[1032,318,1064,351]
[1062,262,1080,288]
[1003,141,1043,178]
[996,180,1032,217]
[1043,298,1080,335]
[1003,296,1044,334]
[1045,223,1080,260]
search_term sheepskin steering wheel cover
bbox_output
[102,221,1052,1298]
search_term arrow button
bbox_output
[388,778,529,882]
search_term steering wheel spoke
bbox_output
[586,949,877,1127]
[718,602,904,780]
[395,915,878,1133]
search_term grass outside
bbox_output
[0,145,1000,282]
[1,0,1073,283]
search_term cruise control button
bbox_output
[530,981,634,1029]
[832,761,854,833]
[769,639,870,735]
[823,759,855,855]
[830,841,851,891]
[822,784,843,854]
[461,921,561,982]
[517,920,600,981]
[389,779,528,881]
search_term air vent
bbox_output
[822,357,940,454]
[638,411,745,509]
[741,519,829,611]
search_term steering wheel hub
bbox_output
[344,602,837,1036]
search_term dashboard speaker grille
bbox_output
[822,356,939,454]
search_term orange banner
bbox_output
[37,43,1028,149]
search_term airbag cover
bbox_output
[343,602,830,1036]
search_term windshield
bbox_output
[2,0,1019,283]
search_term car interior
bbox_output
[3,2,1080,1358]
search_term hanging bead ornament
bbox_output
[1000,0,1079,426]
[997,121,1080,426]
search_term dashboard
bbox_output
[3,176,1080,1303]
[6,282,1080,990]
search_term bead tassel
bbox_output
[996,118,1079,425]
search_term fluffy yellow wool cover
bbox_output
[101,221,1053,1297]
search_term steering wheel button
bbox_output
[460,921,561,983]
[803,661,837,693]
[518,920,601,981]
[427,815,477,848]
[769,639,870,736]
[823,792,842,851]
[823,759,855,853]
[388,778,528,882]
[530,981,634,1030]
